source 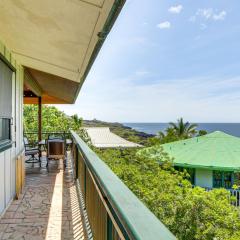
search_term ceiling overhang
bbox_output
[24,67,79,104]
[0,0,125,103]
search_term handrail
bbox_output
[24,131,71,141]
[24,131,69,134]
[71,130,176,240]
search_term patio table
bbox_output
[38,139,72,150]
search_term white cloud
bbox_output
[213,11,226,21]
[193,8,227,22]
[190,9,227,29]
[168,5,183,14]
[157,21,171,29]
[197,8,213,19]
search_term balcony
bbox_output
[0,131,176,240]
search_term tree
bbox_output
[71,114,83,131]
[158,127,180,143]
[147,119,200,146]
[169,117,198,139]
[24,105,83,142]
[198,130,208,136]
[96,147,240,240]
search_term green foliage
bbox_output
[198,130,208,136]
[169,117,198,138]
[78,128,92,145]
[95,147,240,240]
[158,127,182,144]
[24,105,82,132]
[148,118,208,145]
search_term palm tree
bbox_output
[169,118,198,139]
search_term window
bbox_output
[213,171,222,188]
[0,58,13,150]
[213,171,233,189]
[0,118,11,142]
[233,173,240,186]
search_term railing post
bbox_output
[84,162,87,203]
[75,144,78,179]
[38,96,42,143]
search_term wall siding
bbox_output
[4,149,11,206]
[0,152,5,213]
[0,40,24,215]
[195,169,213,188]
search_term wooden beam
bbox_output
[38,97,42,143]
[24,94,68,104]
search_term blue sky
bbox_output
[57,0,240,122]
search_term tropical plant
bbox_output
[169,117,198,138]
[147,119,201,145]
[157,127,180,143]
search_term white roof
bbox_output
[84,127,142,148]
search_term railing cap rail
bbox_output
[71,130,176,240]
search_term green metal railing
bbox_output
[24,131,71,143]
[71,130,176,240]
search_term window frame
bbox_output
[213,171,234,189]
[0,117,13,153]
[0,54,15,153]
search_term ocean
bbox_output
[123,123,240,137]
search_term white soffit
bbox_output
[0,0,115,83]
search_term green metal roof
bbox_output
[141,131,240,171]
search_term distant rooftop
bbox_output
[83,127,142,148]
[141,131,240,171]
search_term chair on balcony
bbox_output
[24,137,41,167]
[46,138,66,169]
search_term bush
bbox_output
[95,148,240,240]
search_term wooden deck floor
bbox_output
[0,154,86,240]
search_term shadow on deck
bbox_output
[0,153,86,240]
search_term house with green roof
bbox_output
[140,131,240,189]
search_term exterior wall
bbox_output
[0,41,24,215]
[195,168,213,188]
